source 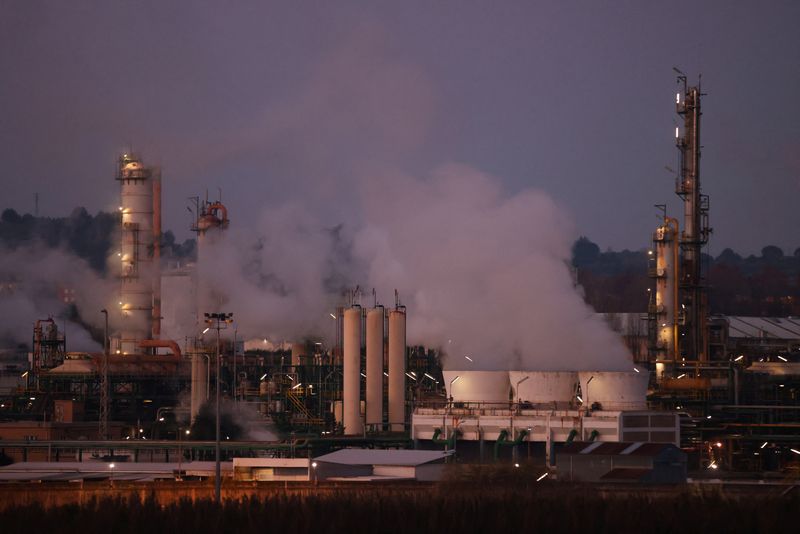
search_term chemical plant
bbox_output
[0,75,799,481]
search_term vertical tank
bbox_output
[192,199,229,324]
[365,305,385,427]
[343,306,363,435]
[387,304,406,432]
[190,351,207,423]
[151,170,162,340]
[653,218,679,361]
[117,154,154,354]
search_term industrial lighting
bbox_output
[329,313,336,319]
[260,373,267,381]
[734,355,744,362]
[791,449,800,455]
[185,429,190,435]
[760,442,768,449]
[286,375,294,381]
[715,442,723,448]
[405,372,417,381]
[450,375,461,385]
[292,383,302,390]
[633,367,640,373]
[514,463,520,468]
[29,397,36,401]
[21,371,28,378]
[311,462,318,468]
[778,355,788,362]
[158,417,165,422]
[424,373,436,381]
[464,356,473,362]
[202,327,210,334]
[706,415,712,419]
[676,92,680,104]
[536,473,548,482]
[383,372,389,377]
[109,463,116,469]
[647,250,653,255]
[360,372,367,378]
[677,373,686,379]
[576,395,583,403]
[708,461,718,470]
[675,126,679,138]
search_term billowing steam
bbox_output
[197,164,632,372]
[0,246,115,352]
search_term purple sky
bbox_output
[2,1,798,255]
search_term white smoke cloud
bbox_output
[0,246,116,352]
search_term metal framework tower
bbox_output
[674,72,711,361]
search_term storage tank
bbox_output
[510,371,578,405]
[578,371,649,410]
[387,306,406,431]
[343,306,363,435]
[365,306,385,427]
[443,371,510,403]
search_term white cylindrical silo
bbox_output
[510,371,578,405]
[578,371,649,411]
[190,352,207,423]
[388,307,406,432]
[343,306,363,435]
[366,306,385,427]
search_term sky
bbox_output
[1,0,798,256]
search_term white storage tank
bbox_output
[510,371,578,404]
[443,371,511,403]
[578,371,649,410]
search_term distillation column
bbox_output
[343,305,363,435]
[117,154,155,354]
[388,303,407,432]
[366,305,385,429]
[653,217,679,364]
[675,78,710,361]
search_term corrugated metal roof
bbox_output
[726,317,800,340]
[314,449,451,466]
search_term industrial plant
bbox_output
[0,74,799,490]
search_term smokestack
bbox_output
[365,304,385,428]
[343,305,363,435]
[152,170,162,340]
[388,298,406,432]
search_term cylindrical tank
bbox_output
[343,306,363,435]
[578,371,649,411]
[365,306,385,427]
[291,342,305,367]
[190,352,207,423]
[388,307,407,431]
[510,371,578,405]
[117,154,154,354]
[443,371,510,403]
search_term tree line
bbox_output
[573,237,800,316]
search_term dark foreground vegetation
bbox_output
[1,480,798,534]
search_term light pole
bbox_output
[204,312,233,505]
[177,428,190,480]
[515,376,530,405]
[100,309,109,440]
[232,327,238,404]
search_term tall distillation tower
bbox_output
[674,72,711,361]
[116,153,161,354]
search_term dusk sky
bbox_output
[2,1,798,255]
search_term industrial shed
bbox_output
[313,449,452,482]
[556,441,687,483]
